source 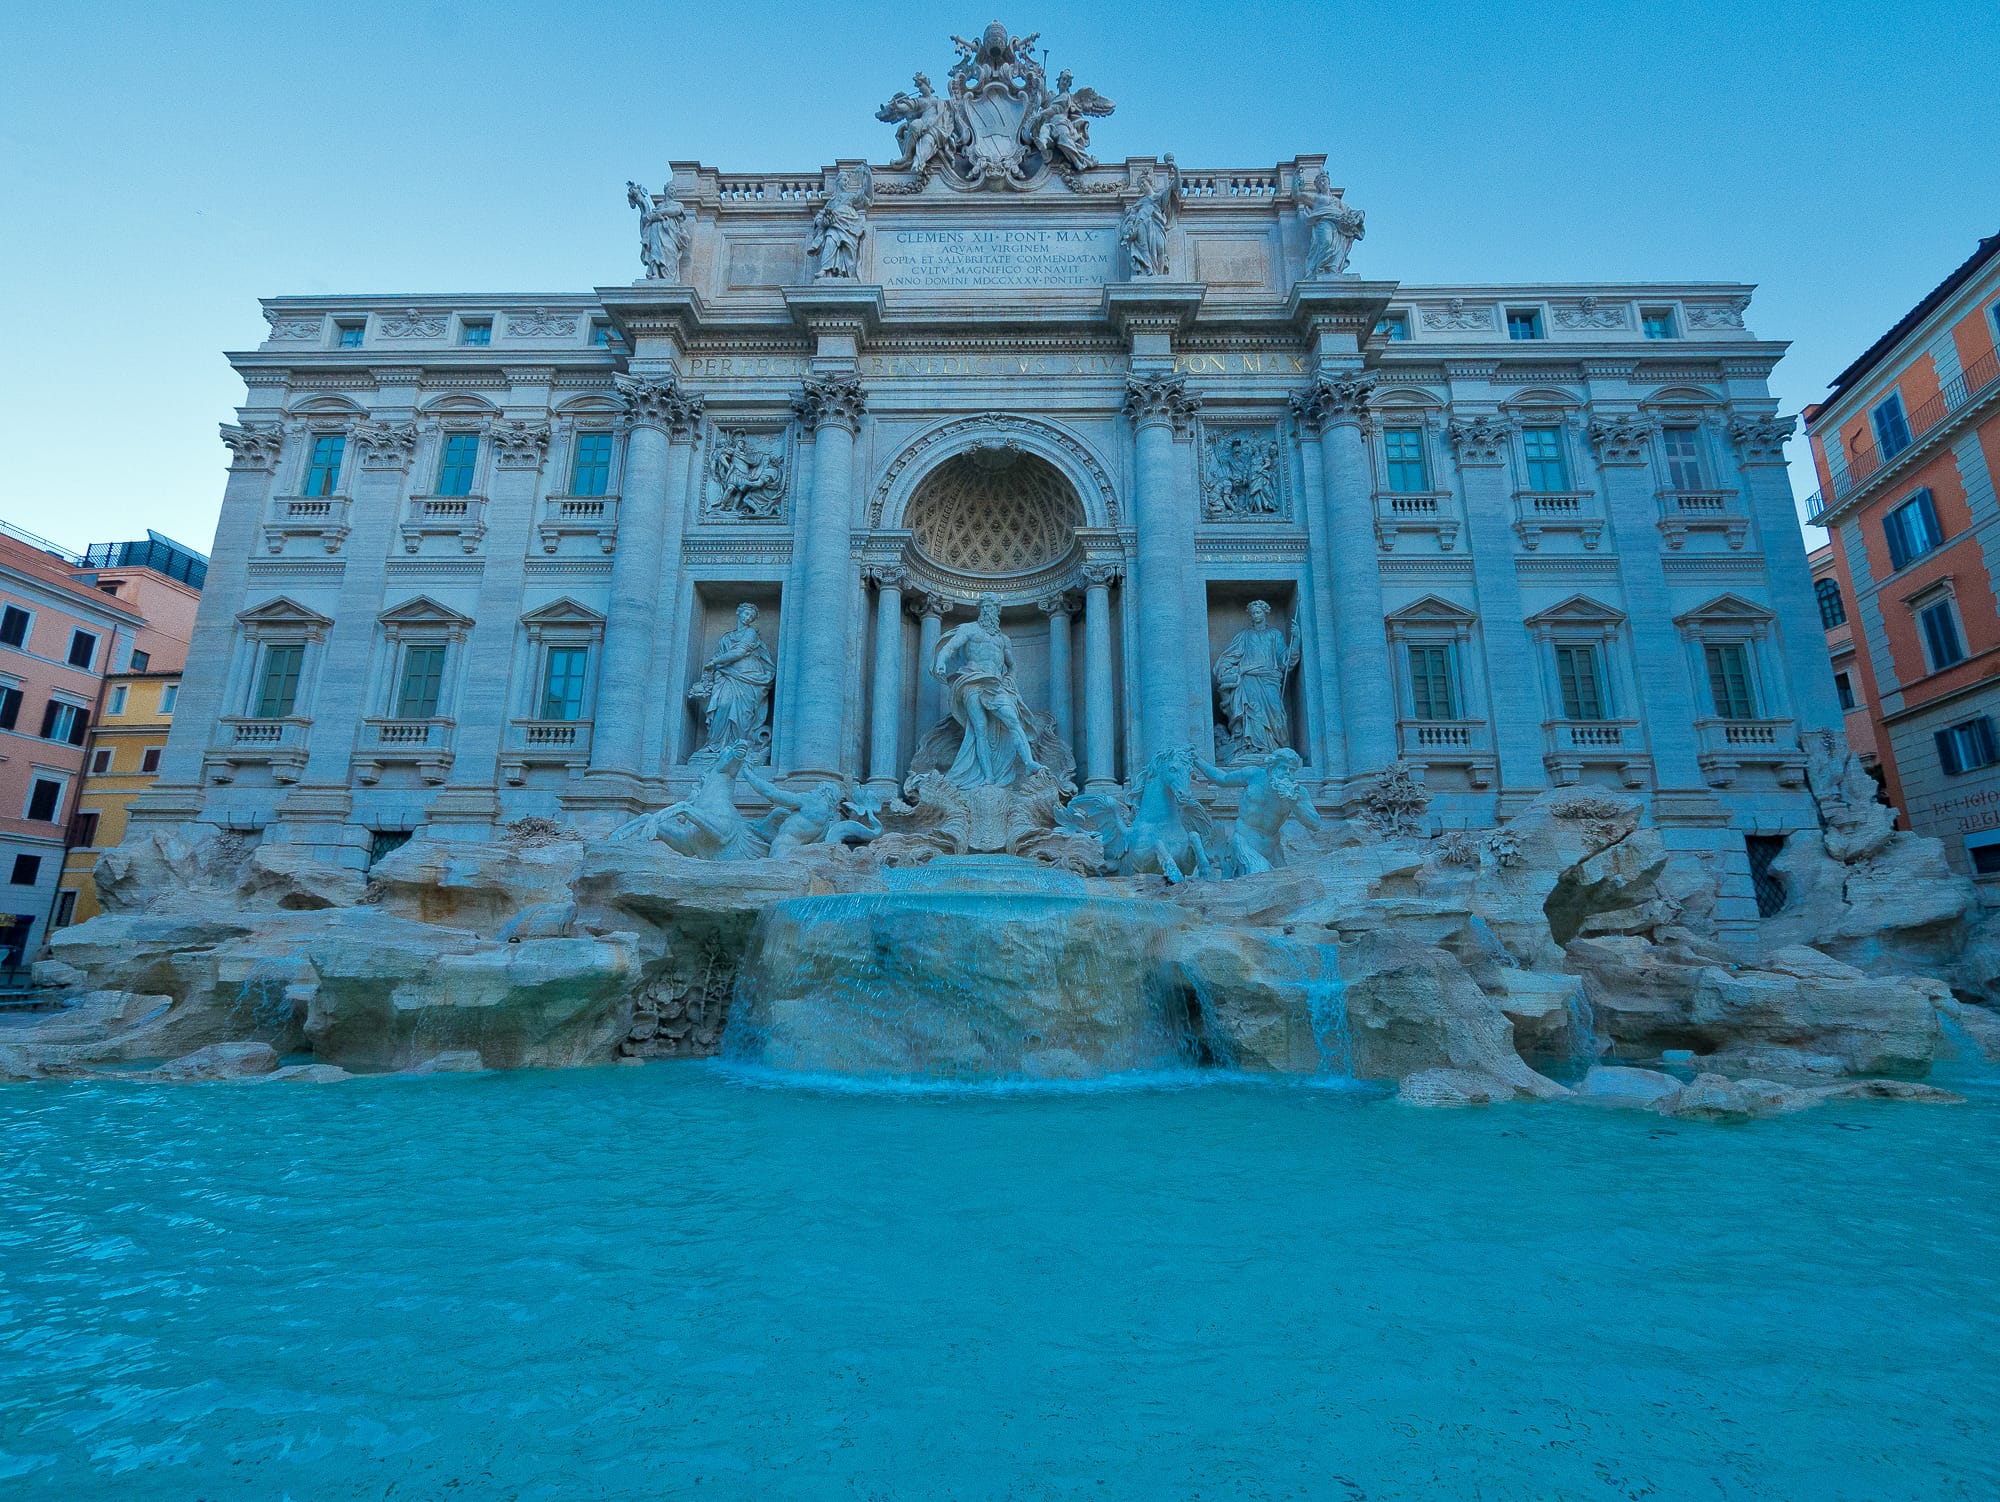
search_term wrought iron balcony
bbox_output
[1819,345,2000,512]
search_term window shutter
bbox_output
[0,687,18,730]
[1938,729,1964,775]
[66,711,88,746]
[1884,509,1909,571]
[1975,718,1998,768]
[38,700,58,739]
[1914,488,1940,548]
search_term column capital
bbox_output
[1445,413,1510,466]
[862,563,907,590]
[614,373,705,439]
[219,421,286,472]
[1586,413,1656,467]
[1081,561,1124,589]
[1037,592,1074,616]
[793,373,867,434]
[1727,411,1798,466]
[491,419,553,471]
[351,419,422,470]
[1123,373,1200,434]
[1288,371,1377,433]
[910,592,952,619]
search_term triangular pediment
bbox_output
[1525,593,1626,629]
[520,596,605,627]
[378,595,475,628]
[1386,593,1477,626]
[1673,592,1776,629]
[236,595,334,629]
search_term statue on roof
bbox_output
[626,180,691,282]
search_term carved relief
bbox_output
[265,315,322,341]
[705,429,790,520]
[1200,427,1283,519]
[1686,299,1750,330]
[1587,416,1654,467]
[491,420,552,470]
[1445,415,1510,467]
[1728,412,1796,465]
[379,309,447,339]
[1420,299,1493,333]
[1554,297,1627,331]
[505,308,579,338]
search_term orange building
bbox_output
[1804,233,2000,890]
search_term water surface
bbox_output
[2,1065,1996,1499]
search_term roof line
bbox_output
[1826,233,2000,401]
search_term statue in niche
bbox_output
[927,595,1047,789]
[1021,69,1114,172]
[808,165,873,280]
[877,73,966,182]
[1119,157,1181,277]
[688,603,775,763]
[1298,171,1365,279]
[627,180,691,281]
[607,740,759,858]
[1203,430,1280,517]
[708,431,787,519]
[1213,600,1301,763]
[1195,748,1322,876]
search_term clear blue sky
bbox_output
[2,0,1995,554]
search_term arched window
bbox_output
[1815,577,1847,629]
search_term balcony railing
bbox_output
[264,496,352,554]
[400,494,488,554]
[1817,345,2000,513]
[206,717,310,784]
[1694,716,1805,788]
[1655,488,1747,549]
[1541,719,1649,788]
[537,493,620,554]
[1510,490,1604,551]
[356,718,456,784]
[1397,719,1495,786]
[1372,491,1460,552]
[500,718,594,784]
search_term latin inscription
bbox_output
[678,349,1307,380]
[877,228,1119,289]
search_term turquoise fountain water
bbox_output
[2,1065,1996,1499]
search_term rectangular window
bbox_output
[590,321,617,348]
[1936,716,1999,775]
[0,606,28,647]
[1974,843,2000,876]
[1745,834,1788,918]
[1883,488,1942,570]
[1522,426,1569,491]
[1816,578,1847,628]
[255,644,305,718]
[1871,394,1913,459]
[394,644,447,719]
[540,645,590,721]
[1554,643,1607,720]
[72,811,99,848]
[108,684,128,715]
[337,322,365,348]
[570,432,613,496]
[140,747,162,773]
[1374,312,1411,341]
[41,701,88,745]
[89,747,113,775]
[303,434,345,497]
[1506,308,1543,340]
[460,318,492,346]
[66,630,98,669]
[159,682,179,713]
[0,686,19,730]
[1834,671,1856,710]
[436,433,480,496]
[1661,426,1703,490]
[1919,599,1965,670]
[130,648,149,671]
[1641,308,1678,340]
[26,778,62,823]
[53,889,77,927]
[1704,642,1756,719]
[1407,644,1458,720]
[1382,429,1429,493]
[9,855,38,886]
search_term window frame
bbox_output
[1883,487,1943,571]
[302,433,346,497]
[539,644,592,722]
[41,699,89,746]
[1505,307,1544,341]
[1381,426,1431,494]
[568,430,616,497]
[0,605,30,649]
[1916,595,1966,672]
[1702,640,1759,720]
[89,746,114,775]
[1375,311,1411,342]
[1640,307,1679,340]
[0,684,21,731]
[392,642,450,720]
[1834,670,1856,711]
[52,889,77,927]
[436,431,481,497]
[1520,424,1571,492]
[1871,393,1913,459]
[128,648,149,671]
[1552,640,1611,720]
[335,320,366,349]
[253,641,307,719]
[107,684,129,715]
[1936,715,1999,776]
[9,854,39,887]
[139,746,162,774]
[159,682,179,713]
[24,775,66,824]
[458,317,493,347]
[1815,577,1847,628]
[1404,641,1461,721]
[66,629,98,670]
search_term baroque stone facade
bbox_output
[132,21,1842,946]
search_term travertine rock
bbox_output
[150,1041,281,1080]
[1574,1064,1683,1106]
[497,900,578,942]
[1763,827,1975,975]
[1491,969,1593,1060]
[1170,926,1336,1073]
[90,825,254,913]
[573,843,817,961]
[1396,1067,1517,1107]
[237,844,366,911]
[1455,789,1644,968]
[367,837,584,934]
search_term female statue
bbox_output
[627,181,690,281]
[1299,171,1365,278]
[689,603,775,760]
[809,165,873,280]
[1119,157,1180,278]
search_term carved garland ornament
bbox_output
[379,308,447,339]
[491,420,553,470]
[505,308,579,338]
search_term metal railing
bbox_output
[1815,345,2000,518]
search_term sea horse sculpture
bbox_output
[1057,746,1217,883]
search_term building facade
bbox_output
[1805,234,2000,890]
[1809,542,1878,769]
[130,24,1841,946]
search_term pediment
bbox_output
[378,595,475,629]
[236,595,334,629]
[418,392,502,415]
[285,394,367,417]
[1672,592,1775,629]
[1524,593,1626,628]
[520,596,605,627]
[1500,388,1581,411]
[1386,593,1477,626]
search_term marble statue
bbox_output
[1299,171,1364,278]
[1213,601,1301,762]
[743,769,885,857]
[607,740,758,858]
[877,73,964,181]
[627,180,691,281]
[1021,68,1114,172]
[1060,746,1217,883]
[709,431,787,519]
[1120,158,1180,277]
[808,165,872,279]
[1195,748,1322,876]
[931,595,1046,789]
[689,604,775,761]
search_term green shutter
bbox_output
[395,645,446,719]
[1408,645,1456,720]
[256,645,303,718]
[1704,643,1754,719]
[1555,644,1604,720]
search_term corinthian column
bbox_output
[790,374,866,779]
[1123,375,1201,760]
[1291,372,1397,776]
[588,375,703,786]
[1081,564,1119,790]
[1040,592,1075,759]
[866,567,905,791]
[1729,413,1842,735]
[914,594,948,734]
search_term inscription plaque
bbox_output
[877,227,1119,288]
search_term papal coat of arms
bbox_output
[874,21,1114,190]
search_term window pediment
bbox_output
[1524,594,1627,630]
[520,597,605,628]
[1386,594,1477,628]
[1673,592,1776,630]
[237,596,334,632]
[379,595,475,632]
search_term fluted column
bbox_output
[1123,375,1201,759]
[1040,592,1075,760]
[914,595,948,734]
[1729,412,1843,735]
[1082,564,1119,790]
[588,376,703,783]
[790,374,866,779]
[866,567,905,790]
[1292,372,1397,776]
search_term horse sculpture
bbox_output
[1057,746,1217,883]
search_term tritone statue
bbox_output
[1196,748,1321,875]
[627,180,691,281]
[1213,600,1301,763]
[930,595,1046,789]
[689,603,775,763]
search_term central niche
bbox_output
[907,448,1085,578]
